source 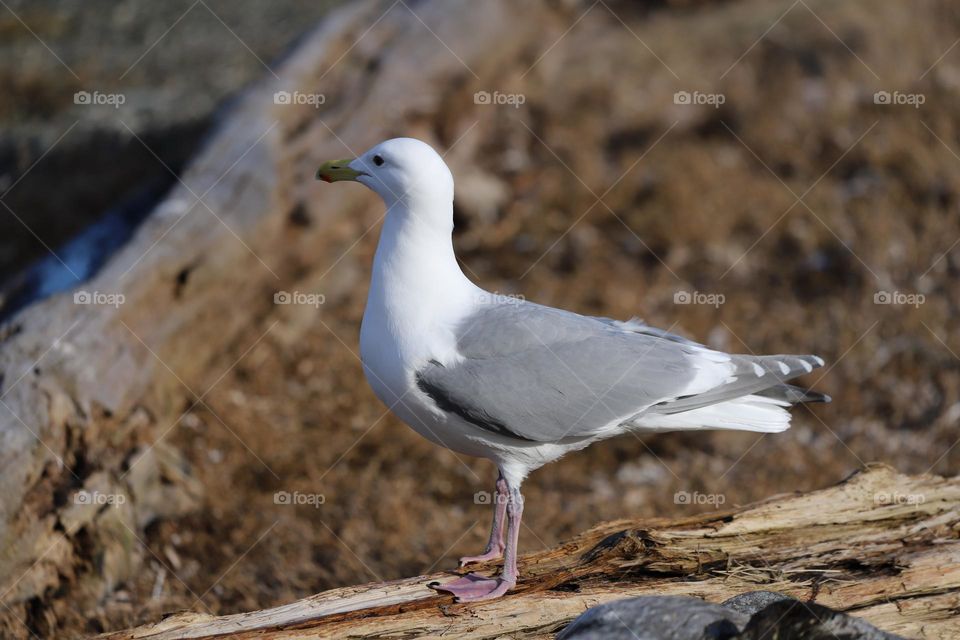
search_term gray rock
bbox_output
[556,595,749,640]
[738,600,906,640]
[556,592,904,640]
[721,590,794,616]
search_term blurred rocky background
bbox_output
[0,0,958,637]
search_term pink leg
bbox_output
[459,473,507,566]
[429,482,523,602]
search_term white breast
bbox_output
[360,305,496,458]
[358,206,488,455]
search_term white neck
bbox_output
[361,199,480,365]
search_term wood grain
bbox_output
[102,466,960,639]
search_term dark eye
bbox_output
[372,154,384,166]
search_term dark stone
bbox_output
[556,595,749,640]
[737,599,906,640]
[555,592,904,640]
[721,590,794,616]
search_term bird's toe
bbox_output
[428,573,513,601]
[458,548,503,567]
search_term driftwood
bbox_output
[99,466,960,639]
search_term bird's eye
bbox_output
[373,154,385,166]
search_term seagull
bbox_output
[316,137,829,602]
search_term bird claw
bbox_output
[458,547,503,567]
[428,573,514,601]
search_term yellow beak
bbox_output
[315,158,364,183]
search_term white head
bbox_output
[316,138,454,213]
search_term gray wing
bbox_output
[416,300,827,443]
[595,316,703,347]
[594,317,828,410]
[415,301,709,442]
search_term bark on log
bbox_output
[101,466,960,639]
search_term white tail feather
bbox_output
[633,394,792,433]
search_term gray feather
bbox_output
[416,300,827,443]
[651,354,825,414]
[417,302,702,442]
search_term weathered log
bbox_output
[100,466,960,639]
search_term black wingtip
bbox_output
[756,384,831,405]
[800,389,831,404]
